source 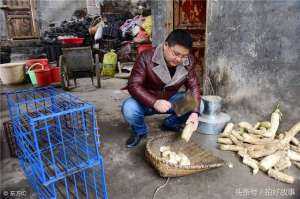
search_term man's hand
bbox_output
[153,99,171,113]
[186,112,199,131]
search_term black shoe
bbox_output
[160,123,183,133]
[126,134,147,148]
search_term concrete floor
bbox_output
[1,78,299,199]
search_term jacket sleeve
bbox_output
[184,58,201,113]
[127,53,158,107]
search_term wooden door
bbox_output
[1,0,39,39]
[173,0,206,85]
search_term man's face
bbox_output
[163,43,190,67]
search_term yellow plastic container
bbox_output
[101,50,117,77]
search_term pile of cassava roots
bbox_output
[217,107,300,184]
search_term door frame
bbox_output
[1,0,39,39]
[166,0,209,86]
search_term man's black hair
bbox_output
[165,29,193,50]
[142,9,151,17]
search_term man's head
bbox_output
[163,29,193,67]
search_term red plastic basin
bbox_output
[61,38,84,45]
[51,67,61,83]
[35,68,52,87]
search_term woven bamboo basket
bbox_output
[145,133,225,177]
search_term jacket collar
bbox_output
[152,44,189,87]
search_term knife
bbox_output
[172,91,198,116]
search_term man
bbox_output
[122,29,201,148]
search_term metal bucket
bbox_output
[198,113,231,134]
[197,95,231,135]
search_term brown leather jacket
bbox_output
[127,44,201,112]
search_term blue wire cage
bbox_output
[4,87,108,199]
[21,157,107,199]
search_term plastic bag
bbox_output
[94,21,105,41]
[101,50,117,77]
[141,16,152,37]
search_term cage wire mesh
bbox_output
[4,86,108,199]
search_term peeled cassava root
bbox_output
[274,156,292,171]
[259,151,285,171]
[218,107,300,184]
[217,138,233,145]
[268,169,294,184]
[238,150,259,174]
[160,146,191,166]
[293,161,300,169]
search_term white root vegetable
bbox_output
[167,152,178,165]
[160,147,191,166]
[248,128,267,135]
[231,130,245,141]
[229,134,243,146]
[168,157,177,165]
[287,149,300,161]
[181,123,195,142]
[179,158,191,166]
[243,133,263,139]
[219,123,234,137]
[245,144,265,152]
[293,161,300,169]
[274,156,292,171]
[268,169,294,184]
[260,121,272,129]
[281,122,300,144]
[247,143,279,158]
[217,114,299,184]
[259,151,285,171]
[278,133,285,140]
[242,133,274,145]
[291,137,300,146]
[237,150,259,175]
[249,123,300,159]
[254,122,261,130]
[239,122,253,131]
[232,129,271,145]
[178,152,189,160]
[237,149,248,157]
[178,152,191,166]
[290,144,300,153]
[259,127,267,131]
[243,156,259,175]
[239,121,268,135]
[233,130,266,143]
[263,108,282,138]
[219,144,244,151]
[162,150,171,158]
[175,153,182,162]
[217,138,233,145]
[160,146,170,153]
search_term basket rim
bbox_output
[146,133,224,170]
